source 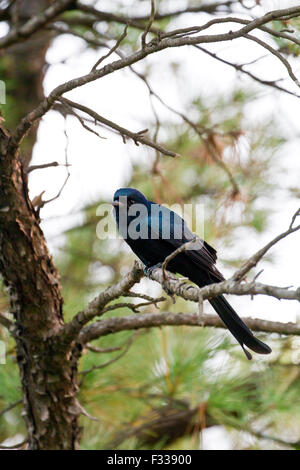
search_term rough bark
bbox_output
[0,125,81,449]
[3,0,53,166]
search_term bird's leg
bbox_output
[144,263,176,302]
[164,287,176,304]
[161,273,176,303]
[198,292,205,326]
[144,263,163,278]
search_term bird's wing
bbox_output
[147,203,223,280]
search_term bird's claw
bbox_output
[162,282,175,297]
[144,263,162,278]
[164,287,176,304]
[144,263,175,303]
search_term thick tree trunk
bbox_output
[0,125,81,449]
[3,0,53,167]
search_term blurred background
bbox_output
[0,0,300,450]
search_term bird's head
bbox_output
[112,188,149,211]
[112,188,151,237]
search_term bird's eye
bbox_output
[128,198,134,206]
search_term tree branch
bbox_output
[91,24,128,72]
[60,261,144,345]
[79,331,140,385]
[130,1,236,21]
[0,0,75,49]
[78,311,300,345]
[63,208,300,348]
[0,399,22,419]
[0,312,14,330]
[141,0,156,48]
[232,207,300,282]
[58,97,179,157]
[75,2,161,34]
[145,207,300,302]
[13,5,300,146]
[26,161,59,173]
[244,33,300,89]
[127,64,241,193]
[195,45,300,99]
[143,261,300,304]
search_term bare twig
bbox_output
[86,344,122,354]
[130,1,235,21]
[204,135,241,197]
[27,161,59,173]
[79,332,139,384]
[0,312,14,330]
[100,296,165,315]
[40,125,71,208]
[195,45,300,99]
[0,399,22,419]
[91,24,128,71]
[141,0,156,48]
[60,262,144,344]
[56,101,106,139]
[46,23,108,49]
[232,208,300,282]
[127,65,241,193]
[75,2,160,34]
[211,17,300,48]
[245,33,300,89]
[58,97,179,157]
[289,207,300,230]
[76,402,99,422]
[125,291,166,304]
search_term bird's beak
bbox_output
[112,200,125,208]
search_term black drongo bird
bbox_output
[113,187,271,360]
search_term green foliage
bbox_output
[271,19,300,57]
[0,338,24,443]
[77,325,300,449]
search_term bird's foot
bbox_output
[163,284,176,303]
[161,276,176,303]
[144,263,162,278]
[144,263,176,303]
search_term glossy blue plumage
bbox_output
[113,188,271,359]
